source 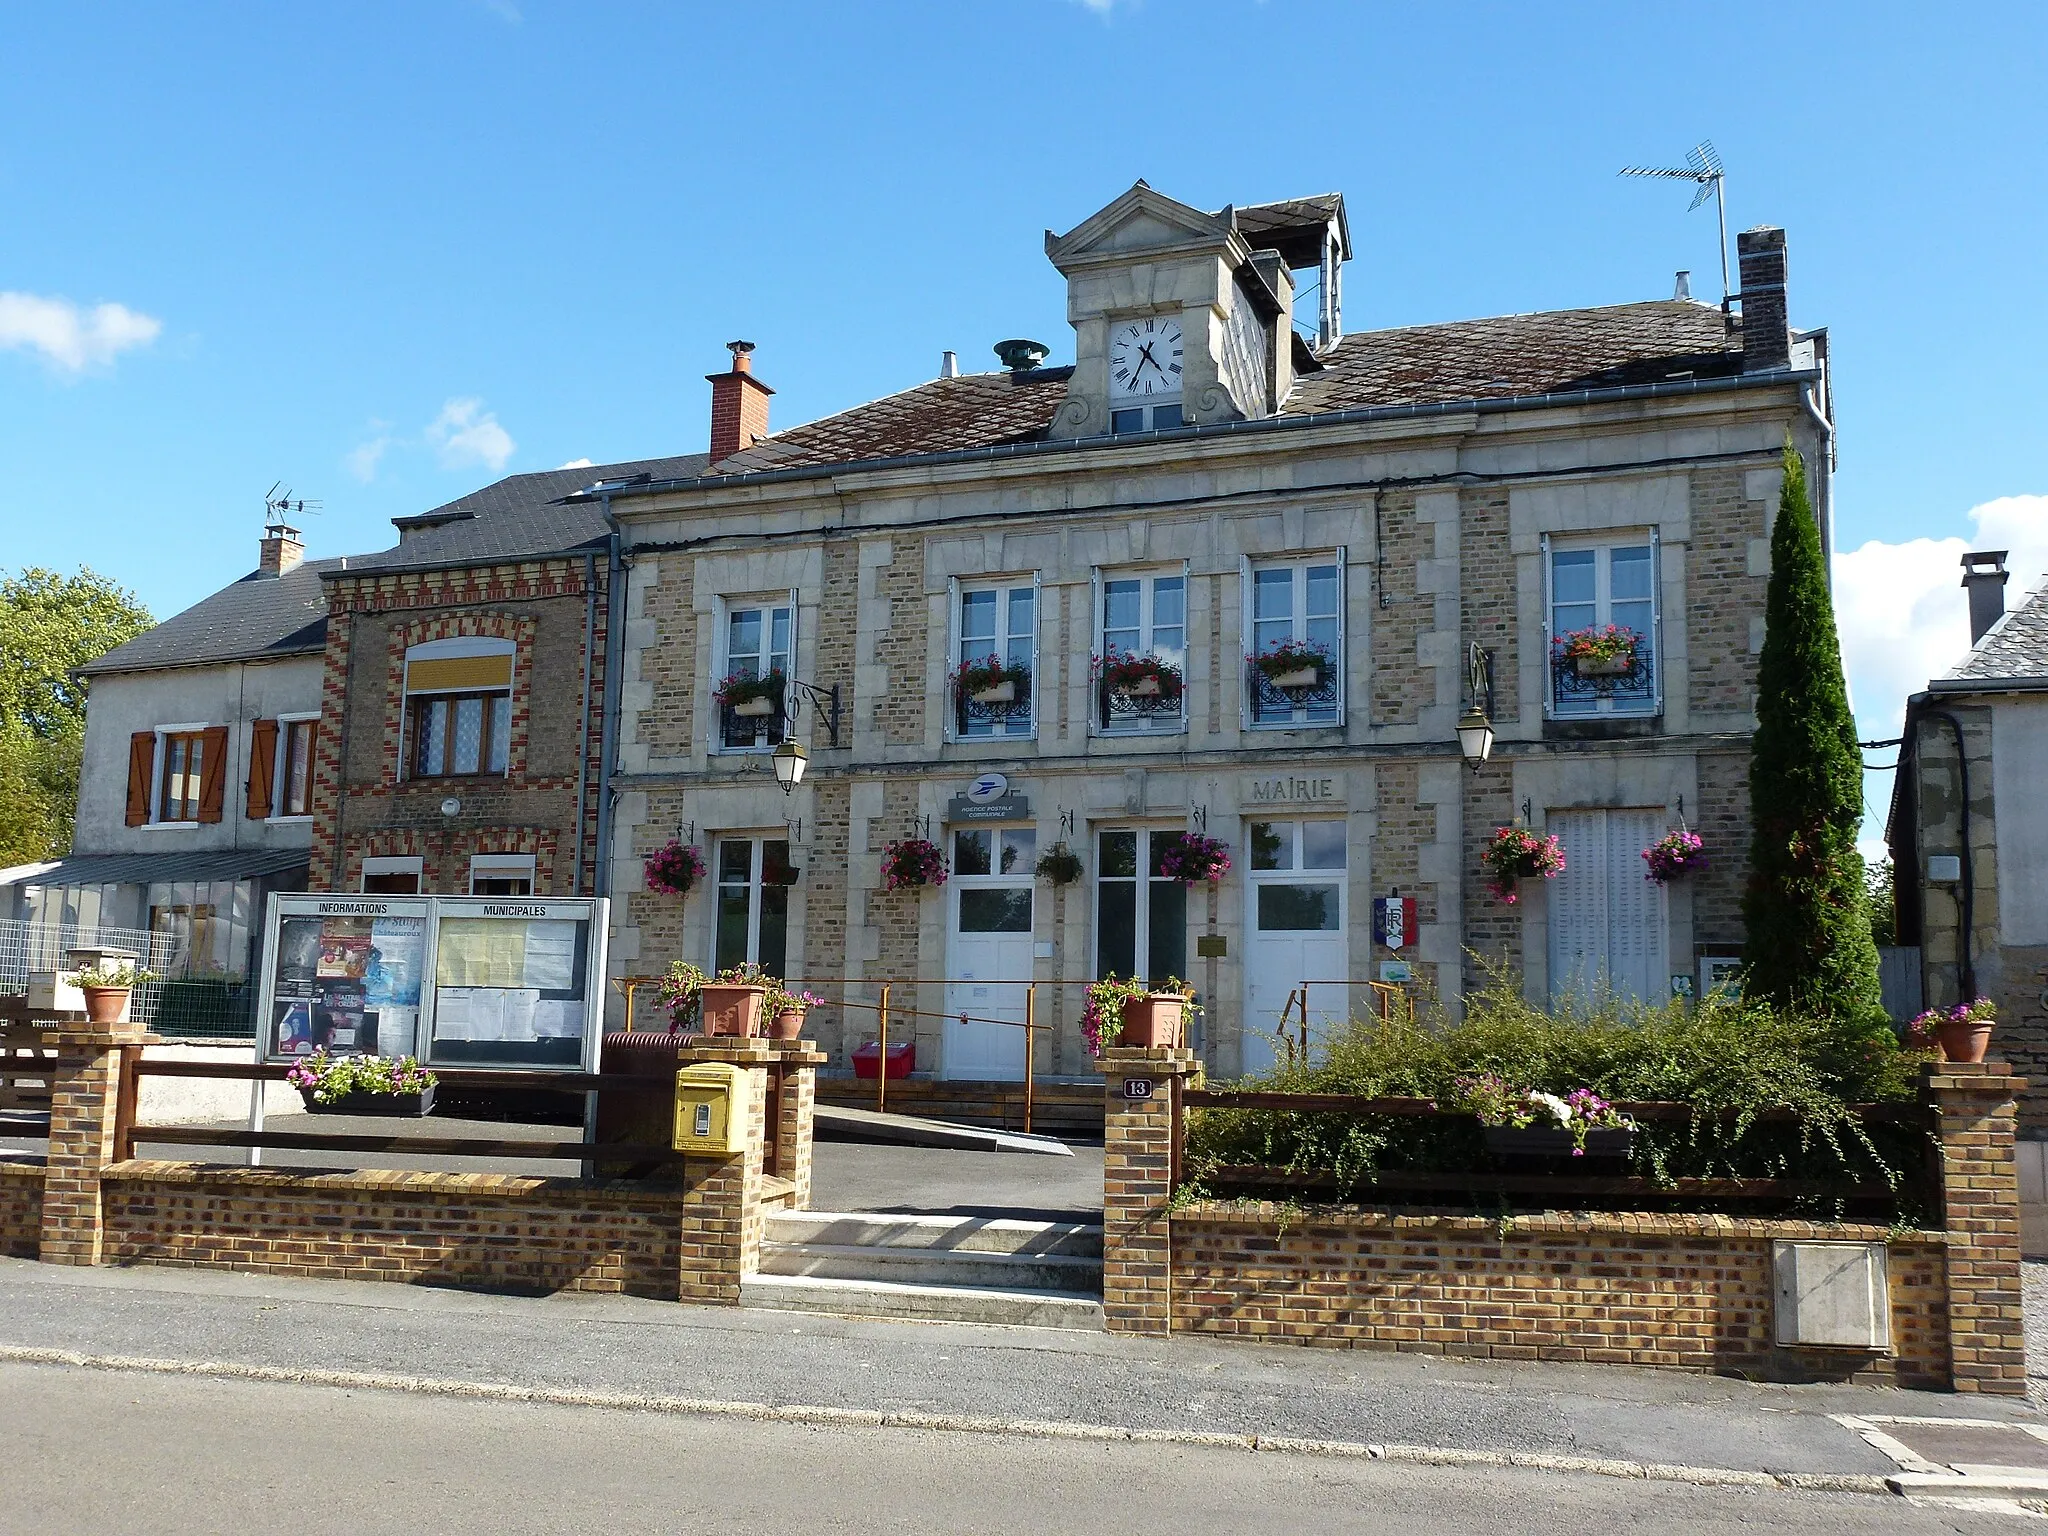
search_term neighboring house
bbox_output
[306,453,708,898]
[594,182,1836,1080]
[0,525,329,1023]
[1888,552,2048,1127]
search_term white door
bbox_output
[1547,809,1667,1005]
[942,826,1036,1080]
[1242,818,1348,1077]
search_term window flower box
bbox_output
[972,680,1016,704]
[1554,625,1641,678]
[1251,638,1332,691]
[714,668,785,715]
[1483,1124,1634,1160]
[1456,1075,1635,1159]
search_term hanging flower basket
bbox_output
[643,840,707,896]
[1641,829,1706,883]
[714,669,785,716]
[882,837,947,891]
[1035,840,1084,886]
[1554,625,1640,678]
[1250,638,1331,691]
[1097,650,1184,701]
[1158,832,1231,888]
[1481,824,1564,904]
[951,654,1031,707]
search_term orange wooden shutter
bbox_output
[125,732,156,826]
[197,725,231,823]
[246,719,279,820]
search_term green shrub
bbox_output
[1185,967,1930,1217]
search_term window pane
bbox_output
[1551,549,1595,605]
[728,609,761,665]
[1007,586,1034,642]
[1103,580,1140,633]
[1256,884,1340,931]
[1250,821,1292,871]
[1111,407,1143,434]
[453,696,484,774]
[718,839,752,882]
[1147,878,1187,980]
[420,703,446,776]
[714,888,751,972]
[999,829,1035,874]
[1610,546,1654,602]
[960,589,996,644]
[953,829,991,876]
[487,696,510,772]
[1252,567,1293,621]
[770,606,791,660]
[1097,883,1137,979]
[758,885,789,977]
[960,887,1032,933]
[1553,603,1597,634]
[1099,829,1138,879]
[762,840,794,887]
[1148,833,1181,880]
[1301,820,1347,870]
[1152,577,1185,629]
[1305,565,1339,617]
[1151,403,1182,430]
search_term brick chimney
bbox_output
[707,340,773,463]
[259,524,304,578]
[1736,226,1790,373]
[1962,550,2011,643]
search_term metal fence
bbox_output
[0,918,253,1038]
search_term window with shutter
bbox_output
[197,725,230,823]
[125,732,157,826]
[246,719,279,820]
[1546,808,1667,1004]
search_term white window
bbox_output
[403,638,514,778]
[713,837,793,975]
[1095,570,1187,734]
[361,855,424,895]
[469,853,536,897]
[1546,535,1659,717]
[273,714,318,819]
[953,581,1037,739]
[1094,828,1187,981]
[716,595,794,751]
[1245,556,1344,727]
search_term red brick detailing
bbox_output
[707,350,773,464]
[1100,1045,1199,1336]
[341,825,562,896]
[1928,1062,2029,1394]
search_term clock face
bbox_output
[1108,315,1183,401]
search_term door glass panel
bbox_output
[1099,829,1138,879]
[960,887,1033,933]
[758,885,789,977]
[999,829,1035,873]
[953,829,992,876]
[1257,884,1341,931]
[714,839,753,973]
[1300,820,1347,869]
[1098,882,1137,978]
[1147,879,1187,978]
[1250,821,1291,871]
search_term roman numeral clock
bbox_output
[1107,316,1184,432]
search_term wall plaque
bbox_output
[1242,773,1343,806]
[945,793,1031,823]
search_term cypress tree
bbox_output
[1740,443,1886,1023]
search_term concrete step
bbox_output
[739,1271,1104,1330]
[766,1210,1102,1259]
[759,1240,1101,1292]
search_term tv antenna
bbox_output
[1619,140,1729,302]
[263,481,323,531]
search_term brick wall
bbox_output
[1370,491,1430,727]
[0,1162,42,1258]
[102,1163,690,1297]
[872,540,929,747]
[1931,1064,2028,1392]
[1685,467,1768,719]
[1461,759,1520,989]
[801,779,854,1060]
[1692,750,1753,952]
[1171,1207,1947,1387]
[1459,487,1518,721]
[1372,762,1440,998]
[639,558,698,760]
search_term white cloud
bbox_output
[346,430,391,483]
[1836,494,2048,862]
[426,397,515,473]
[0,291,162,373]
[554,457,595,471]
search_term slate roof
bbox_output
[76,558,338,677]
[707,301,1742,478]
[338,452,713,575]
[1940,577,2048,684]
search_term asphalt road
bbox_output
[0,1360,2025,1536]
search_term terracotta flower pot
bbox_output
[699,984,766,1037]
[769,1007,806,1041]
[79,985,131,1025]
[1903,1017,1939,1052]
[1118,993,1187,1049]
[1938,1018,1993,1064]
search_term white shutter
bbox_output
[1546,810,1605,1004]
[1606,809,1666,1003]
[1539,533,1554,718]
[944,576,961,743]
[1029,573,1043,739]
[1088,566,1104,738]
[1238,553,1254,731]
[1333,544,1348,725]
[1648,529,1664,716]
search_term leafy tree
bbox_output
[1865,857,1897,950]
[0,567,153,866]
[1740,445,1885,1023]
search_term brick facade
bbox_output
[0,1162,42,1258]
[310,557,605,895]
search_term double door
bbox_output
[1546,809,1666,1004]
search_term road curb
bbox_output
[0,1343,1896,1496]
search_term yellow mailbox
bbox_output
[673,1061,749,1155]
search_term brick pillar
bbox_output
[768,1040,825,1210]
[1099,1045,1198,1336]
[1928,1061,2028,1394]
[41,1020,147,1266]
[674,1037,771,1304]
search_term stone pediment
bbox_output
[1045,181,1241,274]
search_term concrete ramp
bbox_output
[814,1103,1074,1157]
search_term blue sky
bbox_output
[3,0,2044,836]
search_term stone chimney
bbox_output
[1737,226,1790,372]
[1962,550,2011,643]
[259,524,304,578]
[707,341,773,463]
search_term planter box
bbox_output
[1115,676,1163,697]
[730,695,777,718]
[1573,655,1633,678]
[1118,993,1188,1049]
[970,680,1017,705]
[300,1084,436,1118]
[1484,1124,1633,1160]
[1265,665,1322,690]
[699,983,767,1037]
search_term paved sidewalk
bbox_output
[0,1256,2031,1481]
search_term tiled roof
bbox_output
[76,558,338,676]
[706,301,1741,479]
[1942,577,2048,683]
[339,452,713,575]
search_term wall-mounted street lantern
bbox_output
[782,677,842,749]
[1458,642,1497,772]
[772,740,808,794]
